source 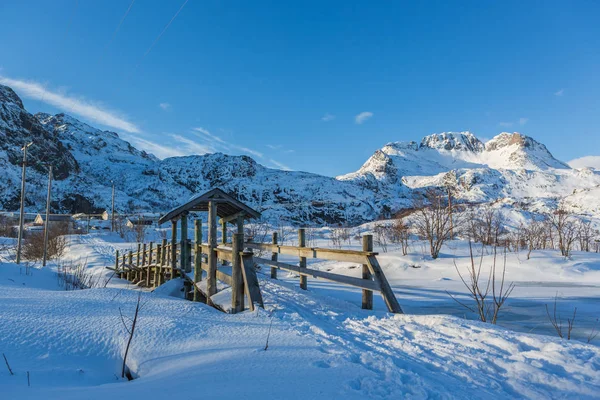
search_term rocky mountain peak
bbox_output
[0,84,24,109]
[420,132,484,152]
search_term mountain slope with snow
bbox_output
[2,83,600,225]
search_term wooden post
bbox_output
[141,243,147,283]
[236,214,244,235]
[160,238,167,285]
[231,233,244,313]
[127,251,133,282]
[193,219,203,301]
[115,250,120,278]
[154,244,162,288]
[123,254,127,281]
[146,242,153,286]
[207,201,218,297]
[135,243,141,282]
[298,228,307,290]
[365,255,403,314]
[271,232,278,279]
[171,220,177,278]
[241,251,264,311]
[362,235,374,310]
[220,219,228,266]
[180,213,188,274]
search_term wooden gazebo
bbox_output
[158,188,262,312]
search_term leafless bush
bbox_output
[22,223,69,261]
[522,219,546,259]
[373,224,390,253]
[57,260,101,290]
[413,189,463,259]
[448,243,515,324]
[391,217,410,255]
[0,215,14,238]
[545,294,576,340]
[548,208,578,257]
[577,219,596,252]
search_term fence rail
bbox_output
[110,228,403,314]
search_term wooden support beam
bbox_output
[271,232,278,279]
[253,257,380,291]
[207,201,218,297]
[236,214,244,235]
[155,244,162,288]
[221,210,246,224]
[159,239,167,286]
[127,251,133,281]
[180,213,189,273]
[241,252,263,310]
[365,255,403,314]
[171,220,177,279]
[298,228,307,290]
[231,233,244,313]
[362,235,374,310]
[193,219,202,302]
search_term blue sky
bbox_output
[1,0,599,176]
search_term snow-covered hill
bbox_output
[2,83,600,225]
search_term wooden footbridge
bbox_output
[111,188,403,314]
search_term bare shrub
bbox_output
[577,219,596,252]
[23,223,69,262]
[448,243,515,324]
[522,219,546,259]
[391,217,410,255]
[548,208,578,257]
[57,260,101,290]
[373,224,391,253]
[413,188,462,259]
[545,294,576,340]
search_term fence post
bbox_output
[193,219,203,301]
[171,220,178,278]
[115,250,120,278]
[146,242,153,286]
[127,251,133,281]
[158,239,167,286]
[123,253,128,281]
[231,233,244,313]
[271,232,278,279]
[362,235,374,310]
[140,243,147,283]
[207,201,218,297]
[298,228,307,290]
[135,243,141,282]
[155,244,162,288]
[180,213,188,274]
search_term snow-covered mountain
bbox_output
[2,83,600,225]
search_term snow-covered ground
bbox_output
[0,232,599,399]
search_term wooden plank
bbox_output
[365,255,403,314]
[145,242,153,287]
[193,219,203,301]
[298,228,307,290]
[241,253,264,310]
[243,243,376,264]
[180,213,188,273]
[199,263,233,286]
[253,257,380,291]
[362,235,374,310]
[200,244,233,262]
[231,233,244,313]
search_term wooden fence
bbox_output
[110,228,403,314]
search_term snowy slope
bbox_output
[1,234,599,399]
[2,83,600,226]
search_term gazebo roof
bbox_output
[158,188,261,225]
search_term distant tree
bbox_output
[391,217,410,256]
[412,188,461,259]
[522,219,546,260]
[548,208,578,257]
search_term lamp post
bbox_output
[16,142,33,264]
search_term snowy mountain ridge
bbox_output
[1,83,600,225]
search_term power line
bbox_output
[134,0,190,70]
[98,0,136,63]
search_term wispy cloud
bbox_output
[159,102,171,110]
[0,75,140,133]
[498,122,513,128]
[238,146,263,158]
[554,89,564,96]
[266,144,283,150]
[355,111,373,124]
[321,113,335,122]
[170,134,215,154]
[269,159,291,171]
[519,117,528,126]
[193,127,227,144]
[124,135,186,159]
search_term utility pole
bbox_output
[42,166,53,267]
[16,142,33,264]
[111,182,115,232]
